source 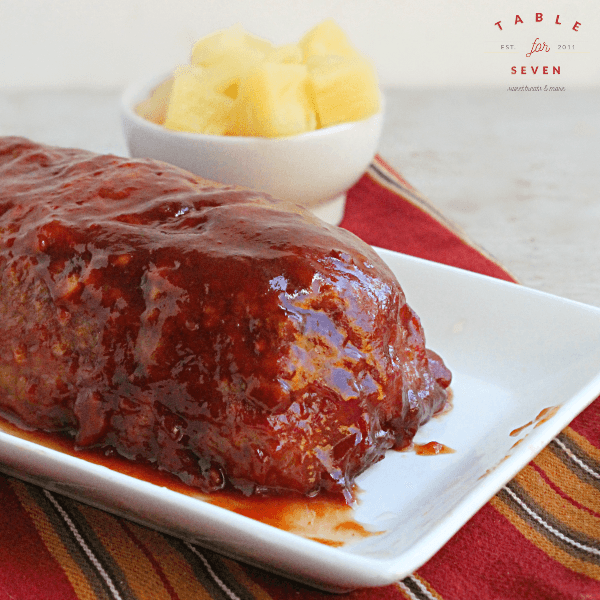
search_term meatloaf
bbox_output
[0,136,451,500]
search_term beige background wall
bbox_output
[0,0,598,90]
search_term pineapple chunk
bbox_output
[191,24,272,67]
[307,55,380,127]
[206,49,271,100]
[267,43,303,64]
[190,25,273,101]
[145,20,381,137]
[229,62,316,138]
[299,19,358,61]
[135,77,173,125]
[164,67,234,135]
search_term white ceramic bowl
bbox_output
[121,73,383,225]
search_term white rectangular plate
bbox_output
[1,248,600,592]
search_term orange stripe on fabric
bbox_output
[219,558,276,600]
[10,480,98,600]
[119,522,183,600]
[76,503,177,600]
[491,494,600,580]
[534,447,600,516]
[122,522,215,600]
[516,463,600,540]
[564,427,600,463]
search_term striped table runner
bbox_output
[0,156,598,600]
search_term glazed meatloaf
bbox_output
[0,137,451,500]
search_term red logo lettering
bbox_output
[526,38,551,57]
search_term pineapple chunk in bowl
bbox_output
[120,71,383,225]
[121,22,384,224]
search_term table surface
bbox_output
[1,87,598,307]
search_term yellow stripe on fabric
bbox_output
[515,463,600,539]
[534,447,600,515]
[10,480,98,600]
[564,427,600,463]
[490,494,600,580]
[122,521,216,600]
[75,503,176,600]
[219,558,276,600]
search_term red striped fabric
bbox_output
[0,156,598,600]
[341,158,516,282]
[0,478,79,600]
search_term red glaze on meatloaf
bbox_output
[0,137,451,500]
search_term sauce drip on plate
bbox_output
[0,416,376,546]
[413,441,455,456]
